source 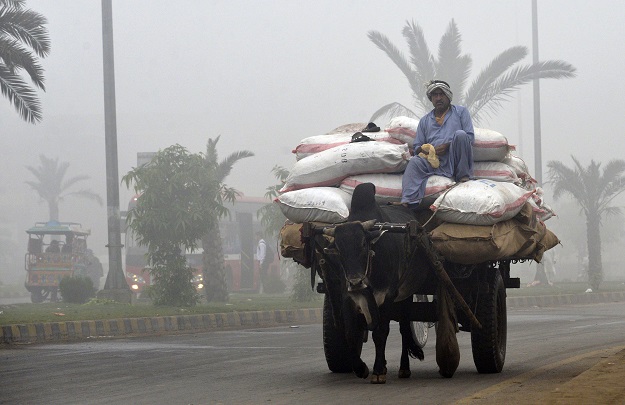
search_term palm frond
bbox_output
[0,5,50,57]
[0,64,41,122]
[368,29,421,99]
[0,36,45,89]
[369,102,418,123]
[401,20,435,109]
[547,159,588,211]
[463,46,527,110]
[434,19,471,99]
[470,60,576,123]
[63,189,103,205]
[216,150,254,181]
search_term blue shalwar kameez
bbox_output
[401,105,475,206]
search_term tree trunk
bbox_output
[202,221,229,302]
[586,215,603,291]
[49,200,59,221]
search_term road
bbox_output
[2,302,624,404]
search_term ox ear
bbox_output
[361,219,377,230]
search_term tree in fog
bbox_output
[25,155,103,221]
[123,145,211,306]
[0,0,50,123]
[257,165,288,238]
[258,166,317,302]
[368,19,576,125]
[199,137,253,303]
[547,157,625,291]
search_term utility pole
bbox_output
[532,0,548,285]
[98,0,131,302]
[532,0,542,185]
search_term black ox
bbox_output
[314,183,460,383]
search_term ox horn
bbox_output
[361,219,377,230]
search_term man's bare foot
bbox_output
[388,201,409,207]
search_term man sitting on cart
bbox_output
[401,80,475,208]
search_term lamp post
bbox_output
[531,0,548,285]
[97,0,131,302]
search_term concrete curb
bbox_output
[2,291,625,346]
[1,308,323,345]
[506,291,625,308]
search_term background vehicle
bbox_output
[24,221,101,303]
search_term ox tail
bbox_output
[400,319,424,361]
[408,334,425,361]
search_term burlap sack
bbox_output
[430,219,538,264]
[279,222,305,262]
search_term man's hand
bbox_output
[434,143,450,155]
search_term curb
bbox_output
[506,291,625,308]
[1,308,323,345]
[2,291,625,346]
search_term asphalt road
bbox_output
[2,302,625,405]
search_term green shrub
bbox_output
[59,276,95,304]
[263,273,287,294]
[290,266,317,302]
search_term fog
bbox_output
[2,0,625,283]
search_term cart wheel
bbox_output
[411,295,429,348]
[471,270,507,373]
[323,294,362,373]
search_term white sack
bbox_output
[293,132,401,160]
[280,142,410,193]
[385,116,420,145]
[502,153,537,190]
[340,173,454,205]
[384,120,510,162]
[473,161,520,183]
[473,128,510,162]
[431,179,535,225]
[275,187,351,223]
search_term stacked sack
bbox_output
[276,116,559,264]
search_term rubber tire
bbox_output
[323,294,361,373]
[411,295,429,348]
[471,270,507,373]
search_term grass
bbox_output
[2,281,624,326]
[507,281,625,297]
[0,293,323,326]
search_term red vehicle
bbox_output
[123,195,279,294]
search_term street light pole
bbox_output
[531,0,548,285]
[98,0,131,302]
[532,0,542,186]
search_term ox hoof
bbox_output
[398,368,411,379]
[370,374,387,384]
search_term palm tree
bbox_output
[200,137,254,302]
[25,155,103,221]
[0,0,50,123]
[547,157,625,291]
[368,19,576,125]
[257,165,289,239]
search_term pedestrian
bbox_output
[401,80,475,208]
[256,231,269,293]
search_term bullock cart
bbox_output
[300,219,524,375]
